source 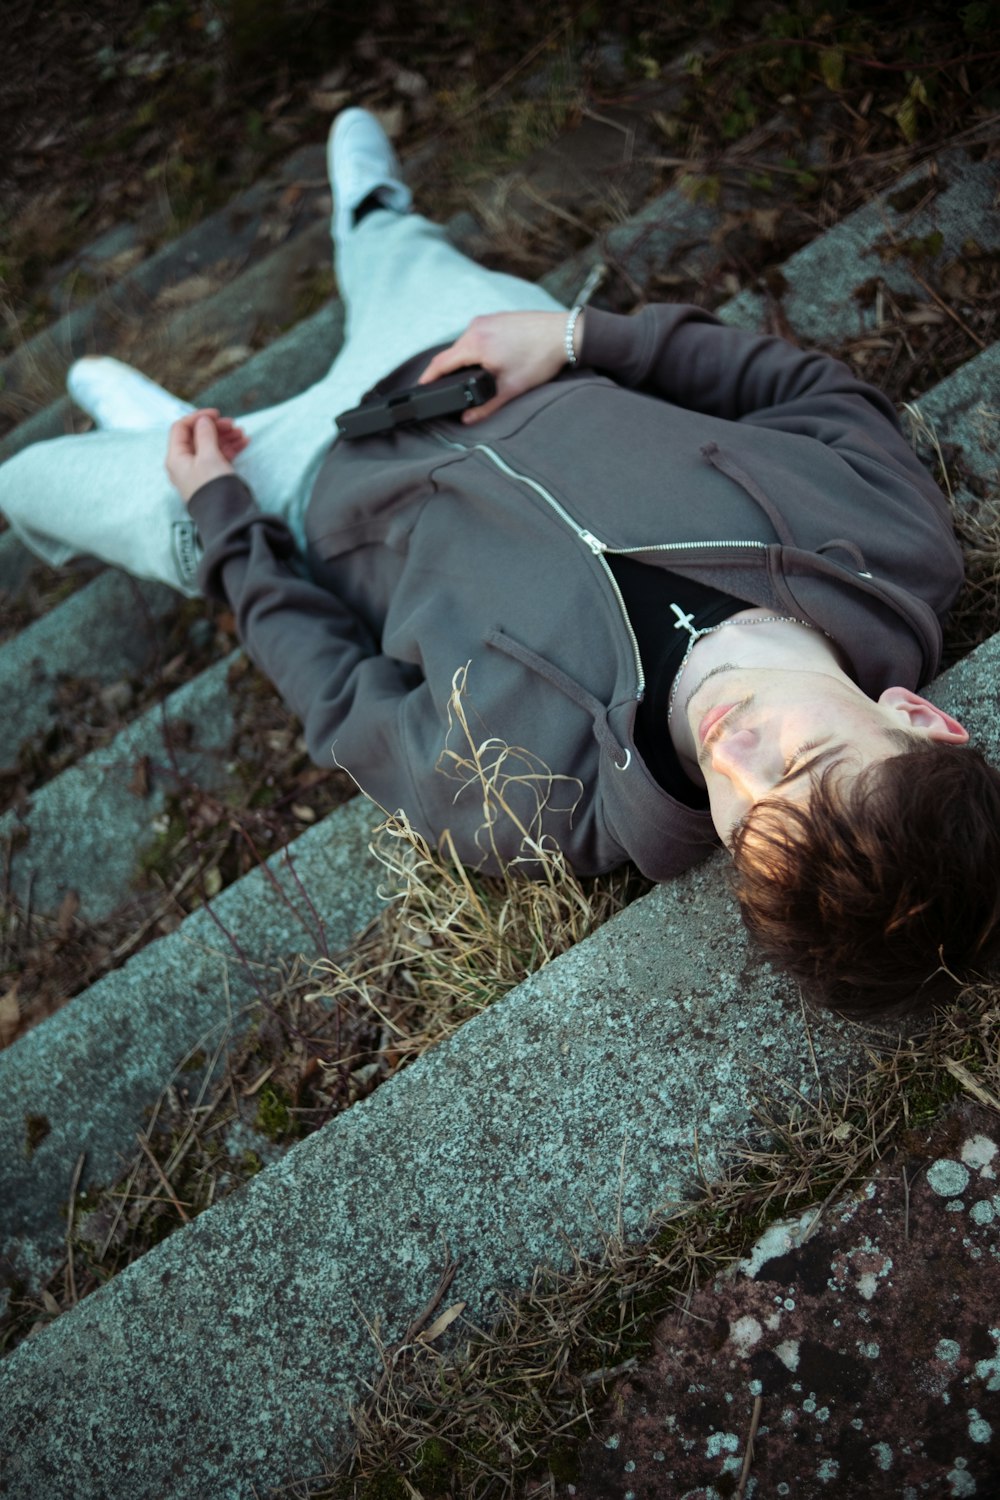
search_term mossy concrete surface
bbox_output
[719,150,999,343]
[570,1100,1000,1497]
[0,572,177,766]
[0,143,331,414]
[0,652,240,922]
[0,795,384,1294]
[1,624,999,1498]
[916,341,1000,490]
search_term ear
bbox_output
[878,685,969,744]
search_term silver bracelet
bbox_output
[564,304,583,367]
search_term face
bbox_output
[685,667,968,846]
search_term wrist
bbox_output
[564,306,585,368]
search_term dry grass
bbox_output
[310,671,647,1067]
[292,981,1000,1500]
[904,400,1000,662]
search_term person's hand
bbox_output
[417,310,581,425]
[165,410,250,504]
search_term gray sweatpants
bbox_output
[0,211,562,594]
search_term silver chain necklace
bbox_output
[666,602,817,724]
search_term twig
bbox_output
[735,1393,763,1500]
[580,1356,639,1386]
[430,17,574,136]
[942,1055,1000,1111]
[136,1132,191,1223]
[902,1166,912,1242]
[372,1252,459,1400]
[580,107,635,168]
[904,263,987,352]
[64,1151,86,1305]
[702,36,1000,76]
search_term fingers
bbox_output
[461,389,513,425]
[417,329,481,385]
[170,409,248,455]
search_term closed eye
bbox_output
[777,740,848,790]
[782,739,822,777]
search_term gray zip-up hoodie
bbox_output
[191,305,963,880]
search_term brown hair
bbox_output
[731,734,1000,1018]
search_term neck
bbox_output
[667,611,850,781]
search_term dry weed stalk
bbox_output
[310,669,646,1065]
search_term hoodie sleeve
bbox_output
[579,304,903,425]
[579,303,957,538]
[189,475,417,781]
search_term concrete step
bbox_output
[0,792,384,1293]
[0,652,242,922]
[0,572,177,771]
[1,619,998,1497]
[0,144,332,435]
[717,147,999,342]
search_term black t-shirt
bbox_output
[607,556,749,805]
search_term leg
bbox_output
[0,112,565,589]
[0,426,205,593]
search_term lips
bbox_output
[698,702,739,746]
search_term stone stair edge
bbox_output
[0,651,242,921]
[0,790,386,1281]
[716,148,998,343]
[0,828,866,1496]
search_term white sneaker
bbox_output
[328,107,412,244]
[67,356,195,430]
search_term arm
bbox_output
[417,303,899,430]
[418,306,944,514]
[578,303,903,425]
[169,414,408,775]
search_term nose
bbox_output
[709,729,771,801]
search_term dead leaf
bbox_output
[56,890,80,939]
[129,755,151,798]
[394,68,429,100]
[41,1290,61,1317]
[0,987,20,1047]
[202,867,222,899]
[310,88,351,114]
[156,273,224,309]
[417,1301,466,1344]
[372,104,405,141]
[903,307,945,326]
[291,804,316,823]
[199,344,251,382]
[96,245,146,279]
[750,208,781,241]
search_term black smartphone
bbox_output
[335,366,497,440]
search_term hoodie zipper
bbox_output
[431,431,767,701]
